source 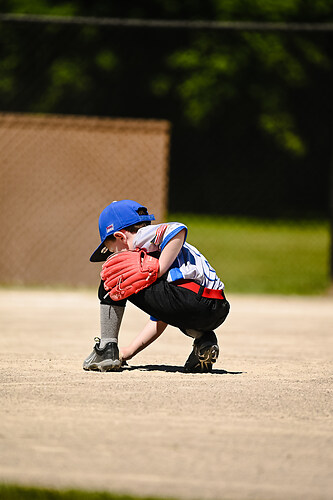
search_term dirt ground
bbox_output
[0,289,332,500]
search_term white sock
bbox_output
[99,304,124,348]
[185,329,205,339]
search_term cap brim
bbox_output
[90,242,112,262]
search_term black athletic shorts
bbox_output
[99,278,230,333]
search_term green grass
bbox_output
[0,484,172,500]
[169,214,331,295]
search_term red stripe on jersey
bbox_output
[153,224,168,246]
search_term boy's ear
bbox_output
[113,231,126,240]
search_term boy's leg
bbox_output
[129,279,230,332]
[83,282,126,372]
[99,303,124,348]
[129,280,230,373]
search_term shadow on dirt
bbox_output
[124,364,244,375]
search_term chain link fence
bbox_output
[0,113,169,287]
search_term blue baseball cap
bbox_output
[90,199,155,262]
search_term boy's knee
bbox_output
[98,280,126,307]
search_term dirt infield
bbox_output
[0,289,332,500]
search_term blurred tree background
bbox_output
[1,0,332,219]
[1,1,333,293]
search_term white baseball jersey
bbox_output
[133,222,224,290]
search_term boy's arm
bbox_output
[157,228,186,278]
[120,319,168,360]
[120,228,185,361]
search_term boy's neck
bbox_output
[123,230,135,250]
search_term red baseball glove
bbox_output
[101,249,159,301]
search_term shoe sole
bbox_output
[186,344,219,373]
[83,359,122,372]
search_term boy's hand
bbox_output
[101,249,159,301]
[119,346,133,361]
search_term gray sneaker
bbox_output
[83,337,121,372]
[184,331,219,373]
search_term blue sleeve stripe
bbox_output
[150,316,159,321]
[160,225,187,250]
